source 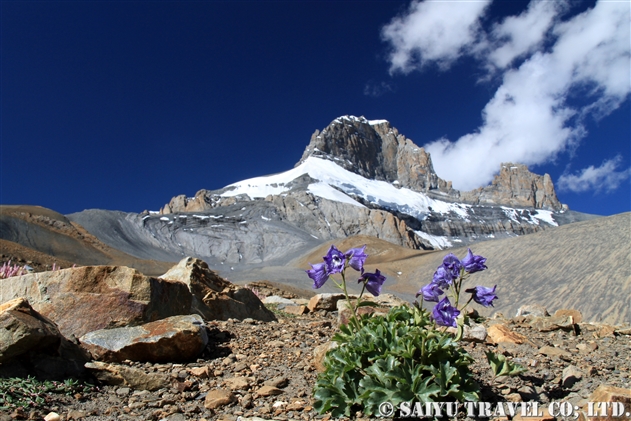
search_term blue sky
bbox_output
[2,0,629,217]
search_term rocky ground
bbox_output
[1,280,630,421]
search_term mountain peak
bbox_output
[296,116,453,194]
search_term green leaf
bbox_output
[486,351,528,377]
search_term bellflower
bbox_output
[345,245,367,273]
[465,285,498,307]
[442,253,463,280]
[432,266,453,288]
[432,297,460,328]
[462,248,487,273]
[359,269,386,297]
[307,263,329,289]
[417,282,444,302]
[323,245,346,275]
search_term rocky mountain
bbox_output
[63,116,595,277]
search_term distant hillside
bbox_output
[0,205,173,276]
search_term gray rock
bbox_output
[80,314,208,363]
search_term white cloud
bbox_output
[382,0,631,193]
[558,156,631,193]
[486,0,568,69]
[381,0,491,73]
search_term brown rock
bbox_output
[204,388,236,409]
[530,315,575,332]
[313,341,338,372]
[487,324,527,345]
[224,376,250,391]
[337,299,389,326]
[579,385,631,421]
[256,385,282,396]
[554,309,583,323]
[538,345,572,358]
[0,265,192,338]
[80,314,208,363]
[562,365,582,388]
[160,257,276,322]
[308,293,346,312]
[0,297,62,362]
[84,361,170,390]
[282,305,308,315]
[188,365,212,378]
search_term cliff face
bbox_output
[459,163,563,211]
[297,116,454,194]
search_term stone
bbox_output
[576,342,598,353]
[256,385,282,396]
[204,388,236,409]
[337,299,389,326]
[0,297,62,363]
[80,314,208,363]
[515,304,549,318]
[282,305,308,315]
[44,413,61,421]
[562,365,583,389]
[84,361,170,390]
[530,315,575,332]
[188,365,212,378]
[578,385,631,421]
[160,257,276,322]
[487,324,528,345]
[263,376,288,388]
[308,293,345,312]
[262,296,296,306]
[312,341,338,372]
[554,309,583,323]
[224,376,250,391]
[447,321,487,343]
[538,346,572,359]
[0,265,192,338]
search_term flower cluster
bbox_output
[306,245,386,296]
[417,248,497,327]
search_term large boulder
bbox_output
[0,297,90,379]
[80,314,208,363]
[160,257,276,322]
[0,297,61,363]
[0,265,193,338]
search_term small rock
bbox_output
[487,324,527,344]
[263,376,288,388]
[44,413,61,421]
[576,341,598,353]
[204,388,236,409]
[282,305,308,315]
[312,341,338,372]
[188,365,212,378]
[308,293,346,312]
[256,385,283,397]
[240,393,253,409]
[554,309,583,323]
[515,304,549,318]
[224,376,250,391]
[538,345,572,359]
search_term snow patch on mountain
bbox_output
[222,156,469,220]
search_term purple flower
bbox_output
[462,249,487,273]
[432,297,460,327]
[345,245,367,273]
[432,266,454,288]
[306,262,329,289]
[442,253,463,280]
[359,269,386,296]
[465,285,498,307]
[417,282,444,302]
[323,245,346,275]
